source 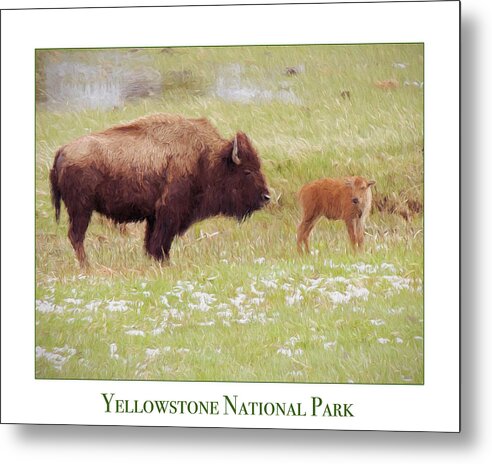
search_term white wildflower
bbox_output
[109,343,119,359]
[352,262,375,273]
[346,285,369,300]
[126,329,145,336]
[383,275,411,290]
[36,300,64,314]
[250,283,265,297]
[257,313,267,324]
[286,288,303,306]
[328,291,350,304]
[381,263,397,273]
[261,278,278,289]
[193,292,215,304]
[277,348,292,357]
[287,335,300,346]
[306,277,324,291]
[145,348,160,358]
[85,300,102,311]
[230,293,247,308]
[107,300,130,312]
[323,341,337,350]
[169,308,184,319]
[217,308,232,318]
[36,345,76,370]
[387,307,404,314]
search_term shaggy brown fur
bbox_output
[50,113,270,267]
[297,176,375,253]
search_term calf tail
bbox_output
[50,148,63,223]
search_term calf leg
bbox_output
[67,211,92,268]
[297,215,318,254]
[345,218,358,250]
[355,220,365,250]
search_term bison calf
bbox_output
[50,113,270,267]
[297,176,375,253]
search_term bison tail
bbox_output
[50,148,63,223]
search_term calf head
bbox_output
[345,176,376,217]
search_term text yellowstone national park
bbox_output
[101,393,354,417]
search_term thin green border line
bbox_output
[34,42,424,387]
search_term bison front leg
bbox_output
[145,215,173,261]
[147,184,195,261]
[147,216,174,261]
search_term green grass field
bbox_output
[35,44,423,383]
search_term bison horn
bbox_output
[232,135,241,165]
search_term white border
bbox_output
[1,1,459,431]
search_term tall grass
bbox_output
[35,44,423,383]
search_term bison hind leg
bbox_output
[68,211,92,268]
[144,216,156,257]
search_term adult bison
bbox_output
[50,113,270,267]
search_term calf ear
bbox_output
[367,180,376,187]
[231,135,241,165]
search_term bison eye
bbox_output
[244,169,252,176]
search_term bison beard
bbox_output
[50,114,270,267]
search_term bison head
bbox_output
[212,132,270,221]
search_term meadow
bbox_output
[35,44,423,383]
